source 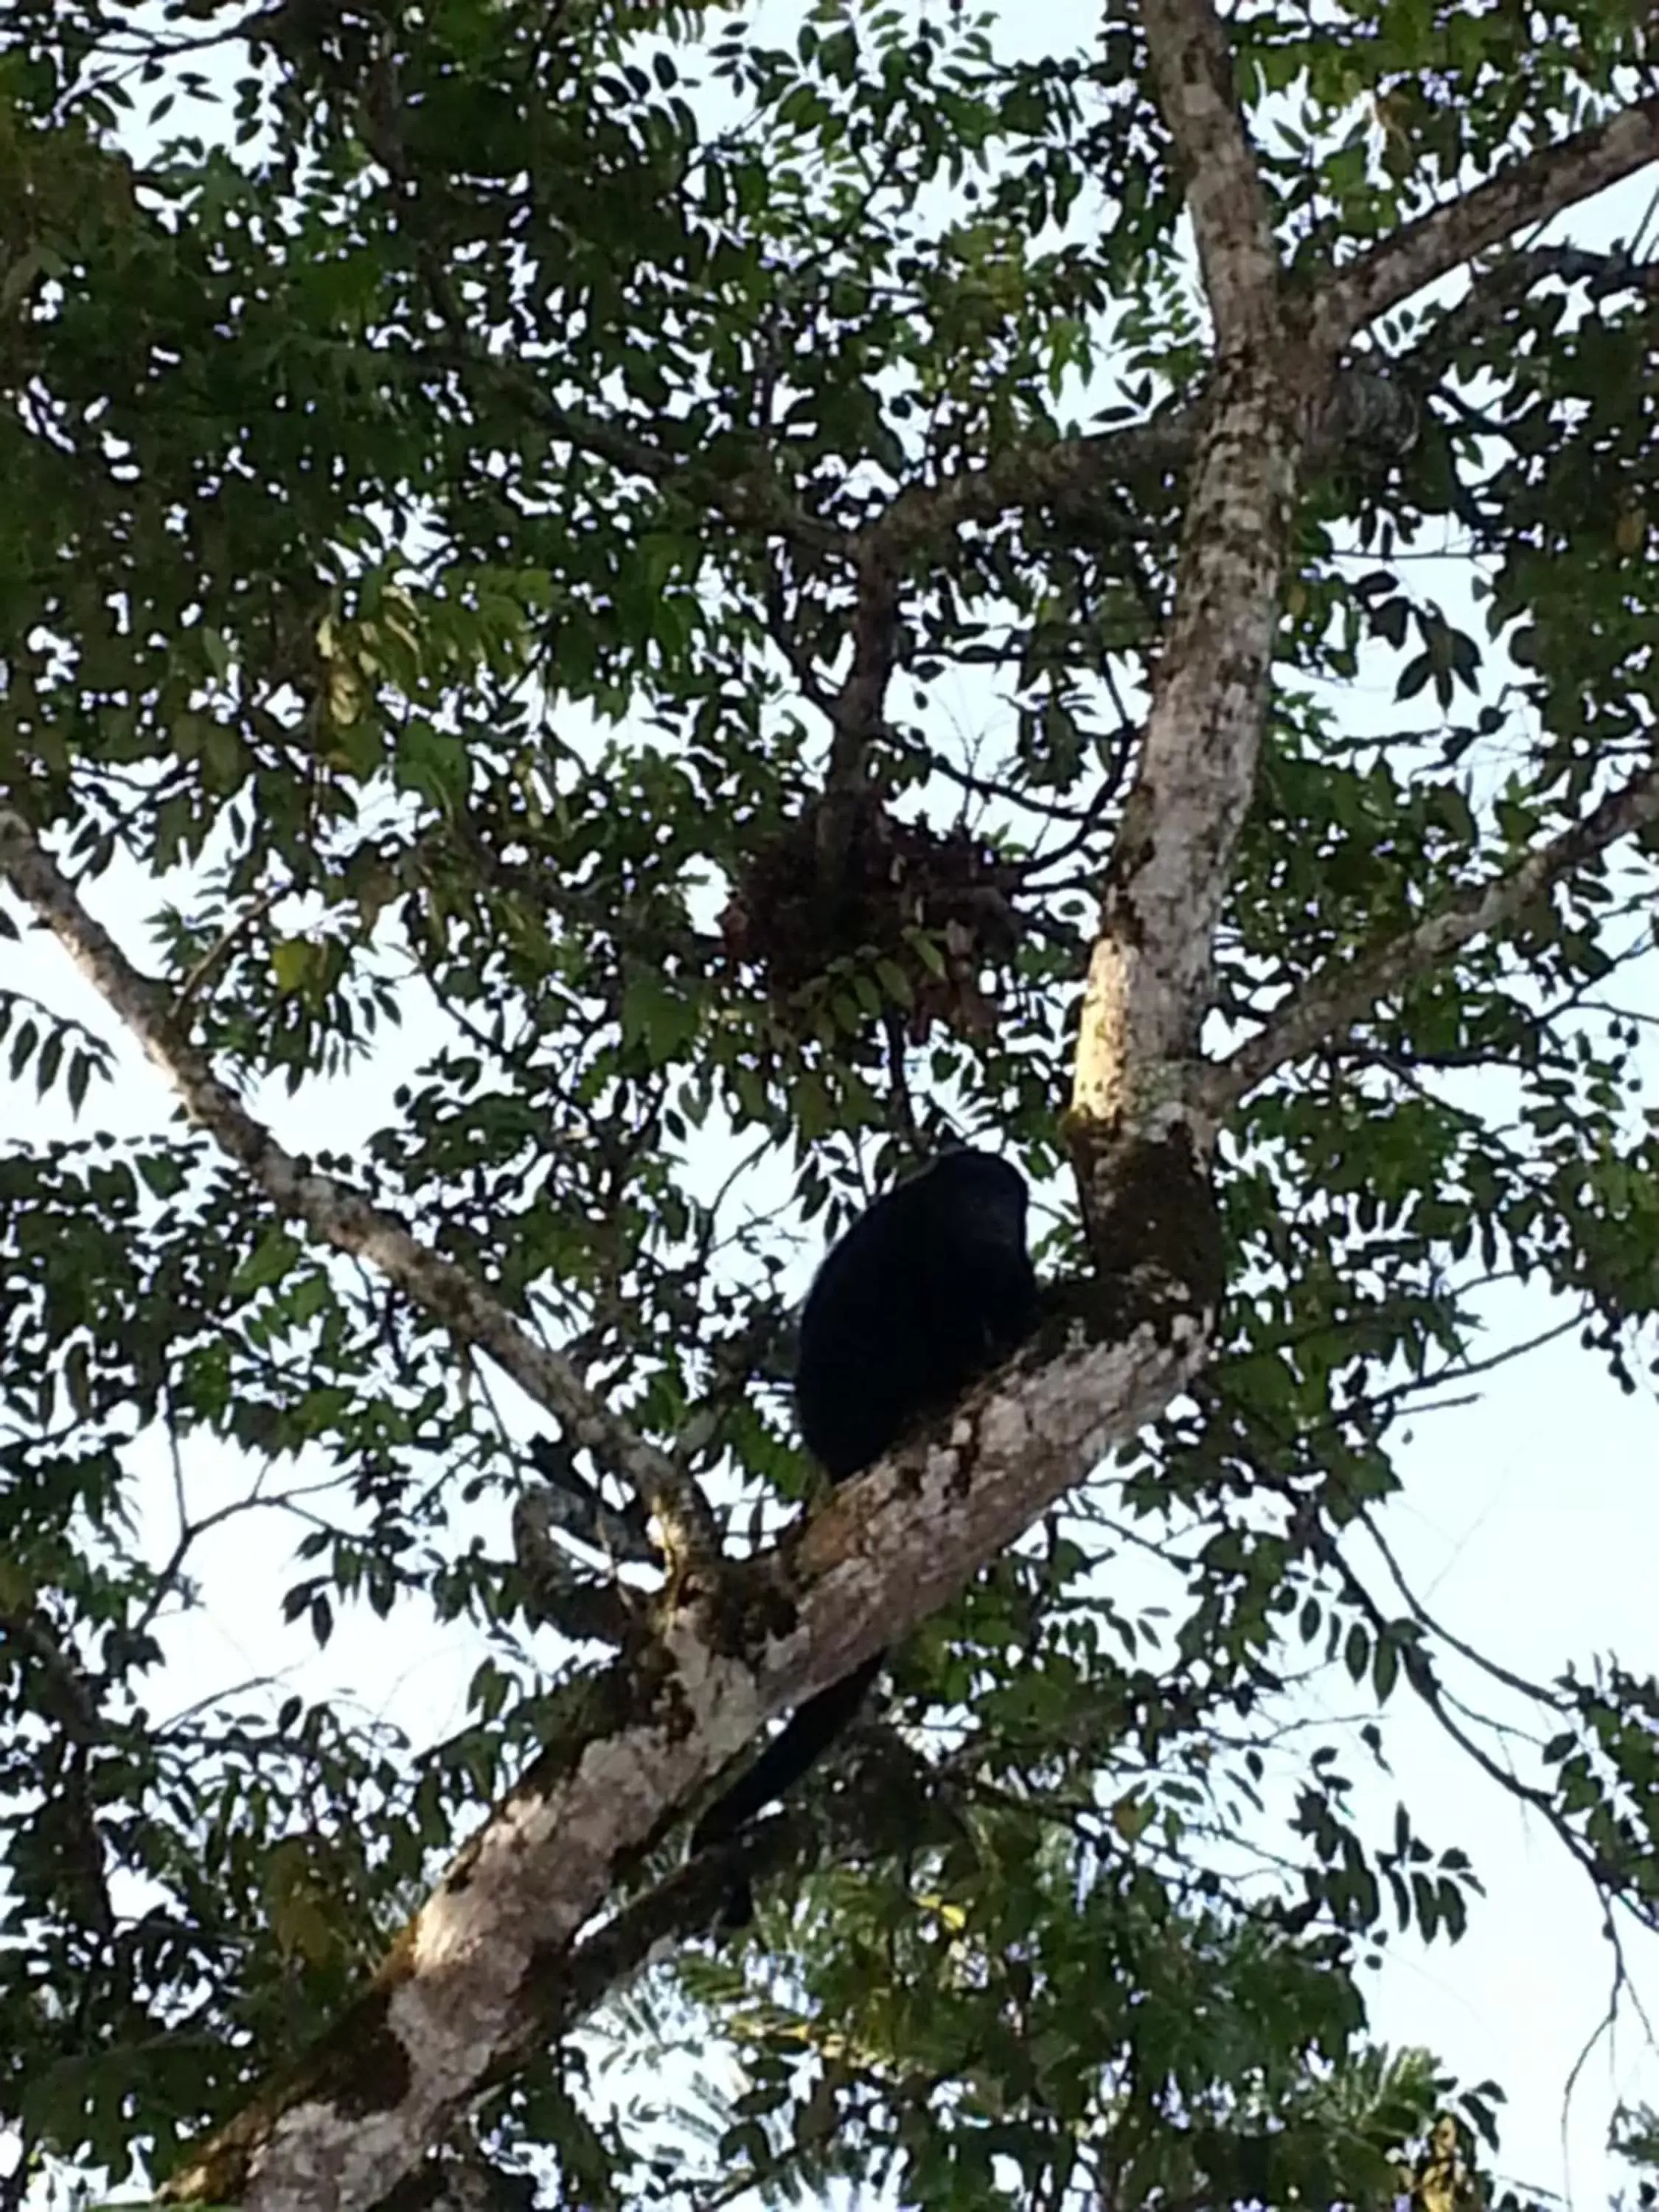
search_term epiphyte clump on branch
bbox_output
[720,798,1025,1044]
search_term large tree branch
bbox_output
[1139,0,1280,341]
[874,416,1193,555]
[0,812,719,1574]
[1070,0,1310,1180]
[1200,751,1659,1115]
[160,1241,1214,2212]
[1320,97,1659,346]
[1067,355,1305,1130]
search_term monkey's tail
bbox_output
[689,1652,886,1858]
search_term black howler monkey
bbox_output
[690,1147,1038,1924]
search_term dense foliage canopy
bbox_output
[1,0,1658,2208]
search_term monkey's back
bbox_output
[795,1153,1036,1483]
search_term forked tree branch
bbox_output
[408,95,1659,605]
[0,811,720,1573]
[1201,751,1659,1113]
